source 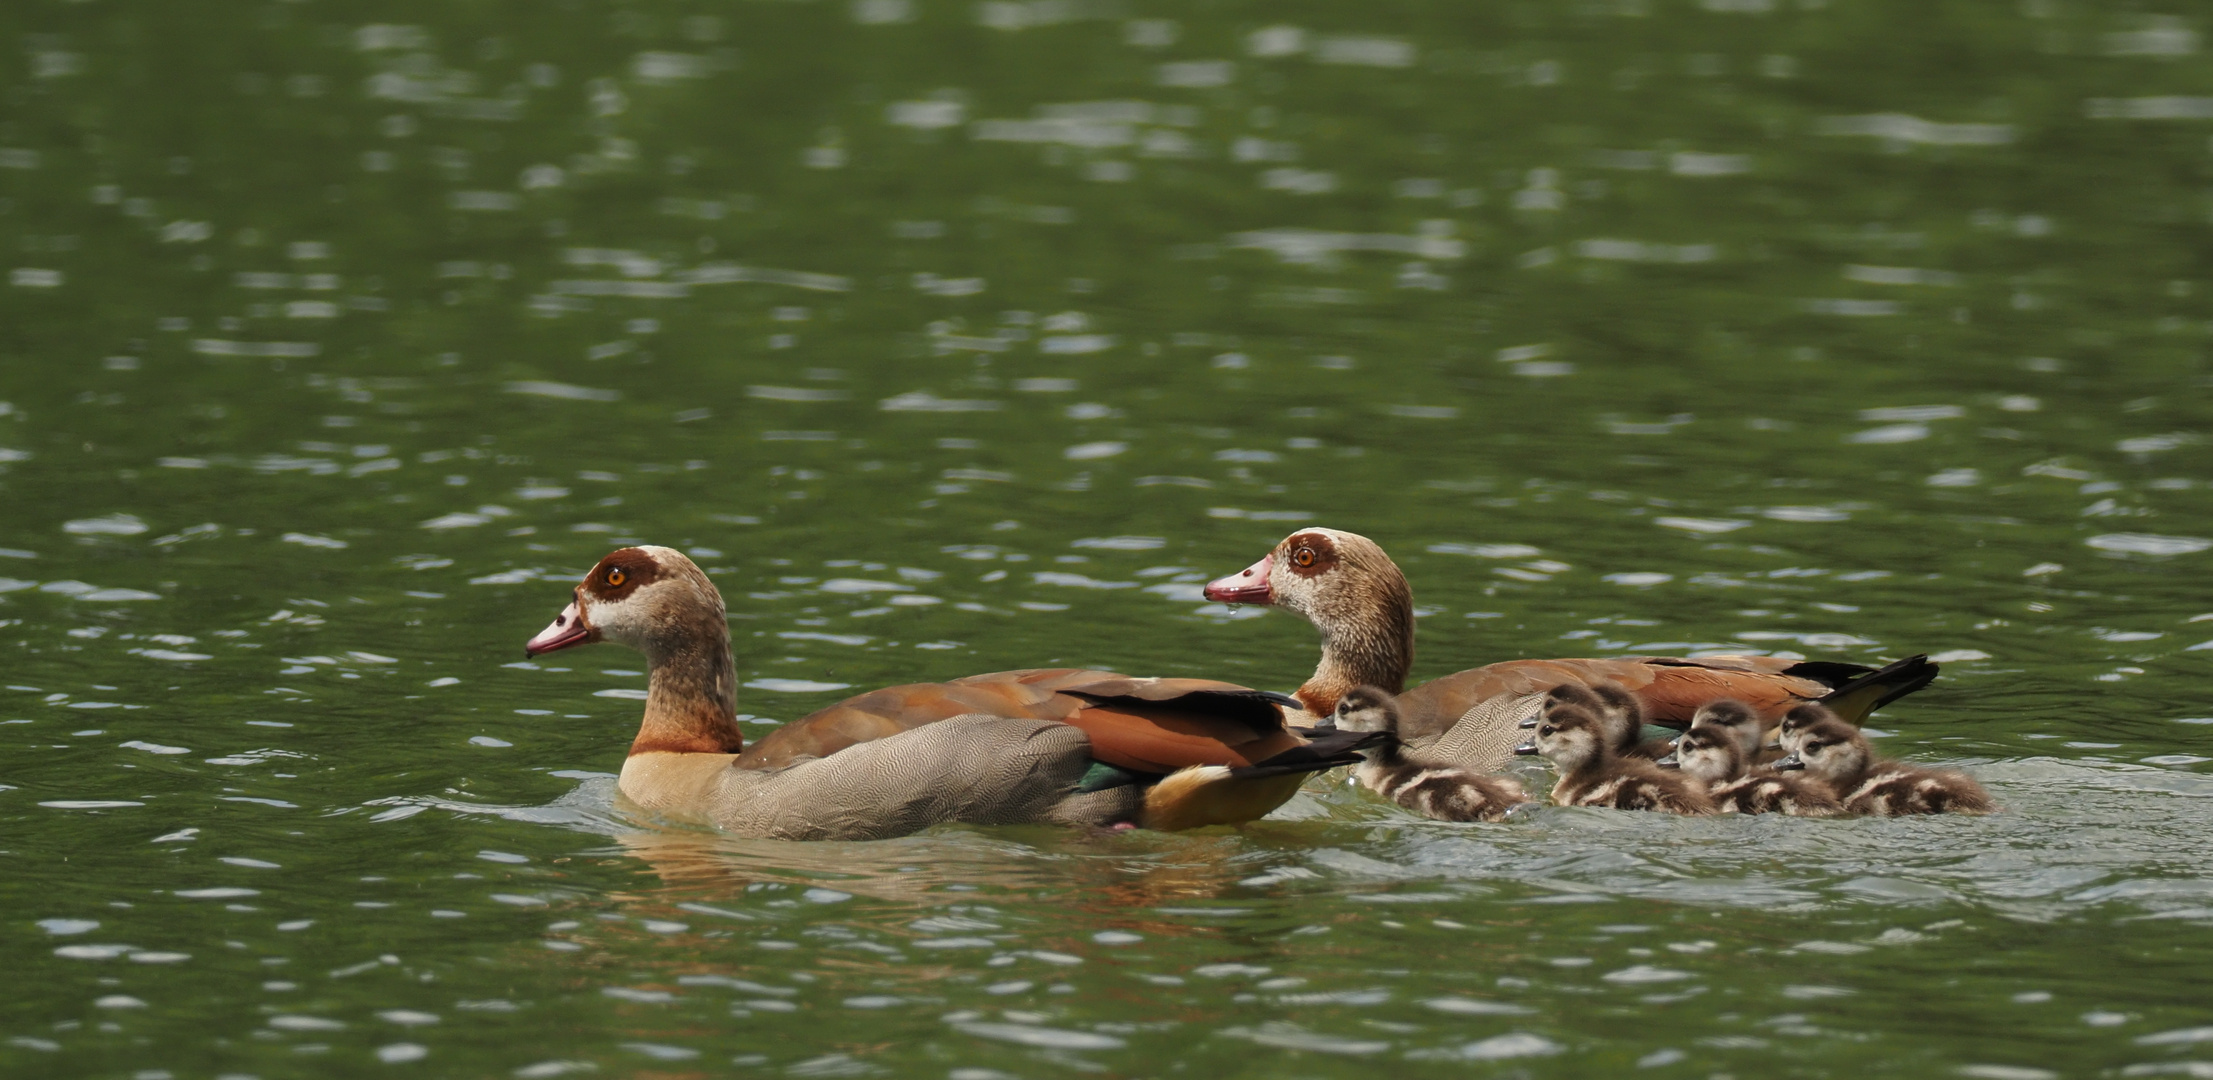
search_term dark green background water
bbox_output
[6,0,2213,1076]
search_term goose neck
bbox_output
[1296,608,1413,717]
[632,628,744,756]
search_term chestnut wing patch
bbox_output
[734,668,1315,777]
[1057,700,1302,774]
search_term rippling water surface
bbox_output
[6,1,2213,1075]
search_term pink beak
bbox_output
[524,599,594,656]
[1204,553,1275,604]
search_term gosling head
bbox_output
[1529,681,1604,729]
[1771,715,1869,784]
[524,545,726,662]
[1516,703,1604,773]
[1690,699,1764,757]
[1329,684,1403,736]
[1665,725,1745,786]
[1587,681,1643,726]
[1776,703,1841,754]
[1531,681,1641,752]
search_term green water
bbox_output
[7,0,2213,1075]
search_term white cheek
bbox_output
[587,591,653,642]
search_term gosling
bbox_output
[1525,681,1672,760]
[1773,702,1837,756]
[1688,699,1785,767]
[1773,715,1994,816]
[1515,698,1714,815]
[1662,726,1844,817]
[1331,685,1532,822]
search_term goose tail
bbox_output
[1815,654,1939,724]
[1138,730,1386,831]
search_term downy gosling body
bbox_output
[1515,697,1714,815]
[1330,685,1531,822]
[1688,699,1785,768]
[1526,682,1674,761]
[1774,715,1994,816]
[1664,726,1844,817]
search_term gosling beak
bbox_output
[524,598,595,656]
[1518,715,1539,729]
[1772,753,1805,772]
[1513,740,1539,756]
[1655,752,1679,768]
[1203,553,1275,604]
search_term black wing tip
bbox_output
[1776,658,1877,685]
[1233,729,1387,779]
[1815,653,1940,715]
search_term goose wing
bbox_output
[736,668,1304,774]
[1393,655,1929,744]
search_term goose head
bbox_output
[1771,714,1867,784]
[1204,527,1406,625]
[526,545,728,663]
[1204,528,1415,709]
[524,546,743,756]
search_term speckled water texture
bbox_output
[5,0,2213,1076]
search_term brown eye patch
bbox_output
[1280,531,1339,578]
[584,547,659,600]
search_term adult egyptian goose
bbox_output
[1513,695,1714,815]
[1202,527,1939,773]
[1773,714,1994,816]
[524,546,1380,839]
[1326,685,1531,822]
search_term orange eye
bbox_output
[605,568,627,587]
[1292,548,1315,568]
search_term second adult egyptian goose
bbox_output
[524,546,1378,839]
[1203,527,1939,772]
